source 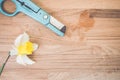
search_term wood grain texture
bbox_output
[0,0,120,80]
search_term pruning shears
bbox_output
[0,0,66,36]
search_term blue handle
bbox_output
[0,0,20,16]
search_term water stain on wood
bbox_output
[66,10,95,41]
[78,10,95,31]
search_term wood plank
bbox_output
[0,0,120,80]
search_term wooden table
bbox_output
[0,0,120,80]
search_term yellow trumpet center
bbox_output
[17,41,34,55]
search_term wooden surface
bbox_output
[0,0,120,80]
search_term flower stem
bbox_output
[0,53,10,76]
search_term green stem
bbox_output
[0,54,10,76]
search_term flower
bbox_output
[10,32,38,65]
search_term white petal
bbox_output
[10,49,18,56]
[14,34,23,47]
[21,32,29,45]
[16,55,26,65]
[14,32,30,47]
[22,55,35,65]
[33,43,39,51]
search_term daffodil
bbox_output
[10,32,38,65]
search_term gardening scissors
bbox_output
[0,0,66,36]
